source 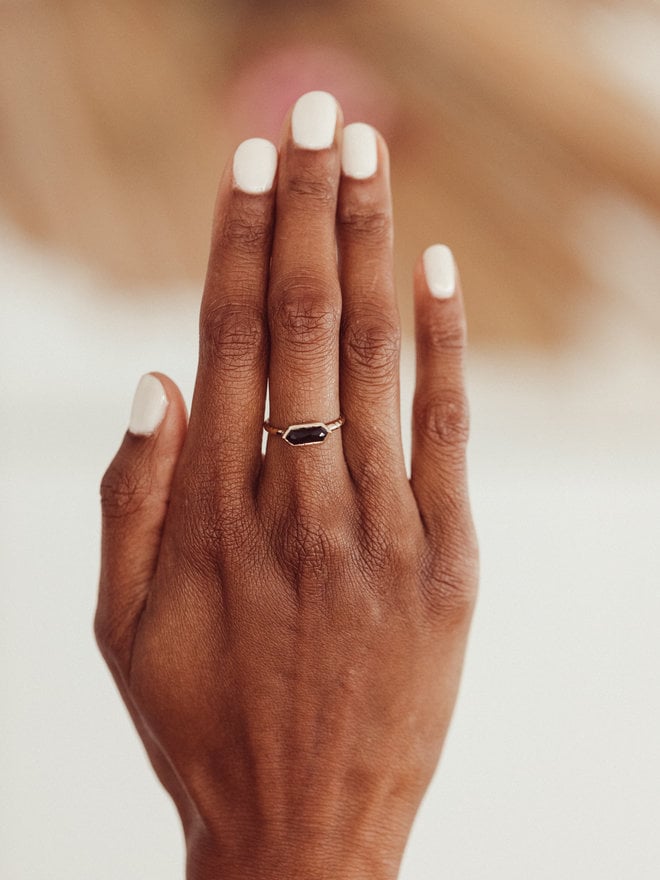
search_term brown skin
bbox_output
[96,98,479,880]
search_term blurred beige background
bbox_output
[1,2,659,878]
[2,0,660,346]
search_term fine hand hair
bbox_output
[95,91,479,880]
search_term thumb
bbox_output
[95,372,187,676]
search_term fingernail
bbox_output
[341,123,378,180]
[291,91,338,150]
[233,137,278,194]
[128,374,168,436]
[423,244,456,299]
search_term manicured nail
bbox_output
[423,244,456,299]
[341,123,378,180]
[233,138,278,194]
[128,374,168,436]
[291,91,338,150]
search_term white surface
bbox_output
[341,122,378,180]
[423,244,456,298]
[291,90,338,150]
[1,221,659,880]
[232,137,278,194]
[128,373,168,436]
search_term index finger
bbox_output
[184,138,278,498]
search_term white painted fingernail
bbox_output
[342,123,378,180]
[128,374,168,436]
[233,138,278,194]
[291,91,338,150]
[423,244,456,299]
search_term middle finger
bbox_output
[265,91,346,469]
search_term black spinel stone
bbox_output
[284,424,329,446]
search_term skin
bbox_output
[96,97,479,880]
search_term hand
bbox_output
[96,92,478,880]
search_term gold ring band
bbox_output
[263,415,345,447]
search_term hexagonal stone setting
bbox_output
[283,422,329,446]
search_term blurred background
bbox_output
[1,1,658,878]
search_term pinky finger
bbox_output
[410,245,471,538]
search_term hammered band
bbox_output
[263,415,345,447]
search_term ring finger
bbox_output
[337,125,412,510]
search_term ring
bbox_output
[263,415,345,447]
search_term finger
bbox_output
[410,246,471,536]
[264,91,346,469]
[96,373,187,676]
[185,137,278,498]
[337,124,411,507]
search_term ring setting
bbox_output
[263,416,345,447]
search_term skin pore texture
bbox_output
[96,92,478,880]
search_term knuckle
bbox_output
[187,514,251,571]
[275,509,345,591]
[182,475,223,550]
[351,453,409,521]
[421,317,466,355]
[286,168,335,206]
[100,459,150,519]
[337,207,391,245]
[218,210,271,255]
[342,310,400,380]
[216,514,259,559]
[414,391,470,449]
[362,523,415,579]
[271,283,340,353]
[350,449,389,495]
[200,303,266,373]
[181,469,234,539]
[420,550,479,624]
[175,458,258,564]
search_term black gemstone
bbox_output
[284,424,329,446]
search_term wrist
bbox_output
[186,820,407,880]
